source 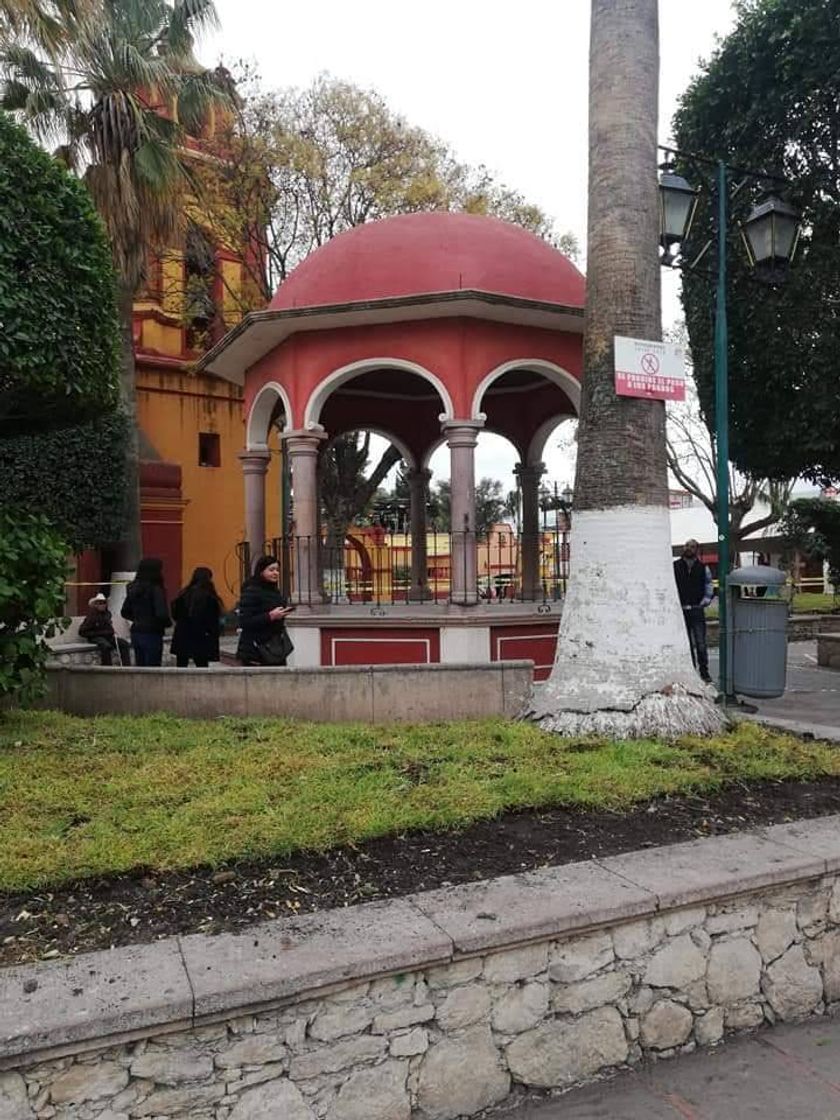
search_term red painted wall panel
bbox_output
[490,622,559,682]
[320,627,440,667]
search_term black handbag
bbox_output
[254,629,294,666]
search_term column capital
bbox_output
[237,449,271,475]
[441,419,484,449]
[283,428,327,457]
[407,467,433,485]
[514,461,546,482]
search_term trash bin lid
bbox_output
[728,564,787,587]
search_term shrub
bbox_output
[0,413,129,549]
[0,511,69,705]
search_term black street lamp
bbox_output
[658,151,801,700]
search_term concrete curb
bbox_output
[2,814,839,1069]
[747,714,840,742]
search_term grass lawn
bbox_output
[1,711,838,894]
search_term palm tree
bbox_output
[528,0,722,737]
[1,0,228,567]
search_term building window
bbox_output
[199,432,221,468]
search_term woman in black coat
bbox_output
[121,558,171,667]
[171,567,223,668]
[236,555,294,665]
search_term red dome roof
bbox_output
[269,212,584,311]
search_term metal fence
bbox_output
[236,528,570,606]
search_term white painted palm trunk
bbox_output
[527,506,724,737]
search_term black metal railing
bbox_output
[236,529,570,606]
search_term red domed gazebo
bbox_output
[200,212,585,669]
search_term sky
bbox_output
[203,0,739,490]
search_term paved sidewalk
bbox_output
[506,1017,840,1119]
[711,641,840,739]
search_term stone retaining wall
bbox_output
[40,660,532,722]
[1,818,839,1120]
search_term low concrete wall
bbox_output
[1,818,839,1119]
[41,661,533,722]
[818,633,840,669]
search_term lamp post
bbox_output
[659,154,800,700]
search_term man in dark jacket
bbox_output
[674,539,714,684]
[79,593,131,666]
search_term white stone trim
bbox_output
[470,358,582,421]
[246,381,292,450]
[441,625,490,663]
[304,358,455,429]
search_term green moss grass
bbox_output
[0,711,837,892]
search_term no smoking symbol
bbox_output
[641,352,660,375]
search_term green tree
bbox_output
[206,72,579,304]
[673,0,840,484]
[781,499,840,590]
[0,110,119,433]
[1,0,230,566]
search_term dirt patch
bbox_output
[2,776,839,967]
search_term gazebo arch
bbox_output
[527,413,577,467]
[247,381,292,451]
[470,358,582,420]
[322,426,418,472]
[304,357,455,430]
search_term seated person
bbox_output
[79,593,131,666]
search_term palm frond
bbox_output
[166,0,218,56]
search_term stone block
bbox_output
[797,889,830,931]
[410,860,655,955]
[289,1036,387,1081]
[0,1072,33,1120]
[179,897,451,1019]
[600,830,826,909]
[829,880,840,924]
[549,931,614,983]
[327,1060,410,1120]
[389,1028,428,1057]
[664,907,707,936]
[612,917,664,960]
[482,944,548,984]
[491,982,548,1034]
[821,933,840,1002]
[129,1050,213,1085]
[435,985,491,1031]
[550,971,631,1015]
[228,1079,315,1120]
[0,940,193,1062]
[506,1007,627,1088]
[426,959,483,990]
[130,1082,225,1116]
[309,1006,373,1042]
[373,665,505,722]
[644,935,707,989]
[417,1026,509,1120]
[725,1004,765,1030]
[694,1007,724,1046]
[706,939,762,1005]
[763,944,823,1020]
[373,1004,435,1033]
[640,999,693,1050]
[756,908,797,964]
[214,1034,288,1069]
[706,906,758,934]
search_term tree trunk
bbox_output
[114,290,142,571]
[528,0,722,736]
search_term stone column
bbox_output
[237,450,271,570]
[516,462,545,601]
[408,468,432,601]
[444,421,483,604]
[283,430,325,604]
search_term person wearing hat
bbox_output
[79,592,131,666]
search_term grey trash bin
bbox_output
[727,565,788,698]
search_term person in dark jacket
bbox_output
[236,555,294,665]
[171,567,223,668]
[121,557,171,667]
[674,538,714,684]
[79,593,131,666]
